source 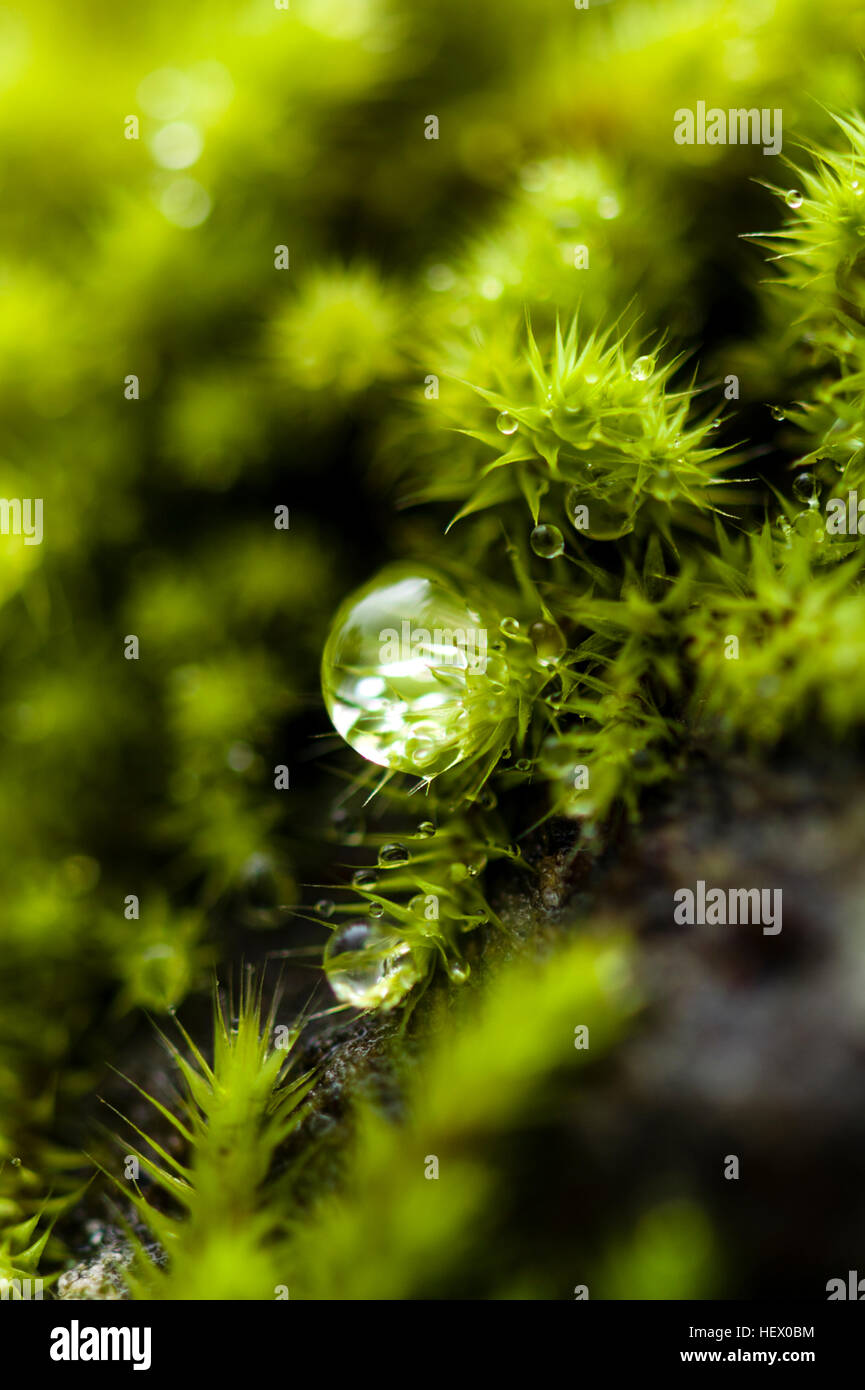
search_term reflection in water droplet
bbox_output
[500,616,521,635]
[785,189,803,209]
[530,523,565,558]
[315,898,335,918]
[415,821,436,838]
[352,868,378,888]
[496,410,518,435]
[447,960,470,984]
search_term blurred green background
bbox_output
[3,0,865,1292]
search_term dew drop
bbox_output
[630,355,655,382]
[496,410,518,435]
[785,189,803,209]
[769,404,786,421]
[10,1156,21,1167]
[315,898,335,918]
[378,842,410,867]
[415,820,436,838]
[792,471,819,505]
[321,565,514,777]
[352,868,378,888]
[500,616,521,635]
[324,922,420,1010]
[368,902,385,918]
[648,467,677,502]
[530,523,565,558]
[528,618,566,665]
[447,960,470,984]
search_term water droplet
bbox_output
[792,471,819,505]
[515,758,531,772]
[710,418,722,430]
[378,842,410,867]
[447,960,470,984]
[785,189,803,209]
[530,523,565,558]
[352,868,378,888]
[500,616,521,635]
[477,787,498,809]
[322,565,514,776]
[793,508,825,543]
[630,355,655,382]
[368,902,385,918]
[528,619,566,666]
[565,485,633,540]
[324,922,420,1010]
[315,898,335,918]
[769,404,786,421]
[648,467,677,502]
[450,862,469,882]
[496,410,518,435]
[852,180,863,197]
[10,1156,21,1167]
[415,820,436,838]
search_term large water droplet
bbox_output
[322,566,512,776]
[630,355,655,382]
[324,922,420,1009]
[530,524,565,558]
[496,411,518,435]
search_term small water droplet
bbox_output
[649,467,677,502]
[710,417,722,429]
[378,842,410,867]
[352,868,378,888]
[785,189,803,209]
[500,616,521,635]
[515,758,531,772]
[315,898,335,918]
[415,820,436,838]
[447,960,470,984]
[530,523,565,558]
[496,410,518,435]
[769,404,786,421]
[528,618,566,666]
[368,902,385,918]
[10,1157,21,1167]
[630,355,655,382]
[792,471,819,505]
